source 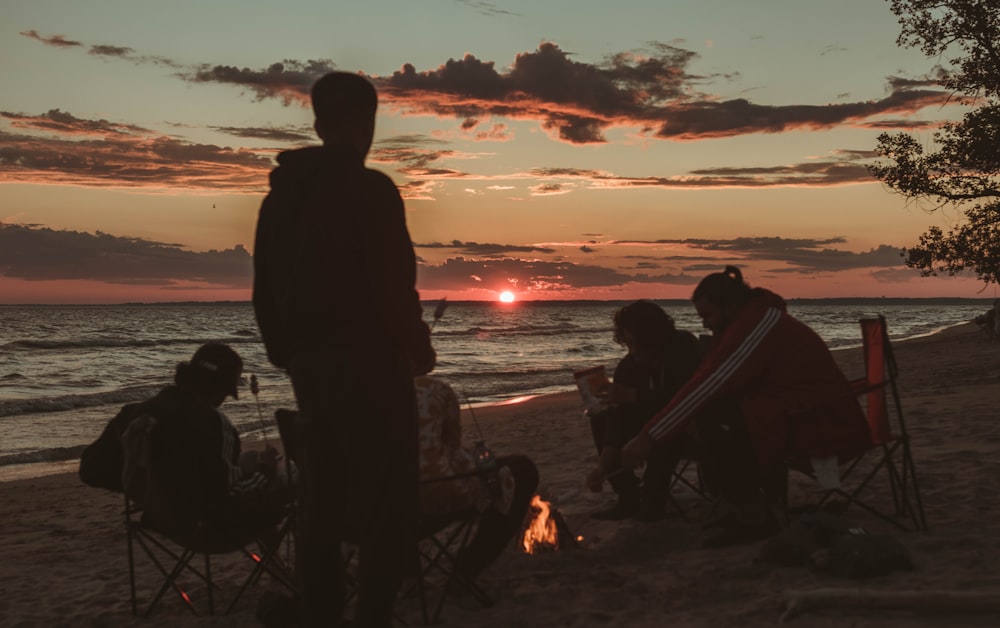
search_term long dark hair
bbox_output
[692,265,753,307]
[612,300,675,348]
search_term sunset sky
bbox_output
[0,0,991,304]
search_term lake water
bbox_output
[0,298,991,477]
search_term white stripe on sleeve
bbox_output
[648,307,781,439]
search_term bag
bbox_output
[757,511,913,579]
[79,403,141,491]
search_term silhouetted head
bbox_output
[310,72,378,156]
[612,300,676,367]
[691,266,752,335]
[174,343,243,407]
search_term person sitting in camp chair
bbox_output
[620,267,872,547]
[80,343,290,546]
[584,300,703,522]
[416,375,539,581]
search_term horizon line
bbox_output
[1,296,996,307]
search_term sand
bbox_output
[3,322,1000,627]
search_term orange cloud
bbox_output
[24,32,957,144]
[0,110,273,190]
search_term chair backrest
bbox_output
[415,376,484,515]
[274,409,300,468]
[121,413,159,510]
[859,316,894,445]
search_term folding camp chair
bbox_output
[278,402,496,626]
[408,489,495,624]
[787,315,928,532]
[124,411,297,617]
[665,441,712,521]
[125,496,296,617]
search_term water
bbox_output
[0,298,991,475]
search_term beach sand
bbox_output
[3,322,1000,627]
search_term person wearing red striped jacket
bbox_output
[621,266,871,547]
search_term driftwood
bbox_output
[780,588,1000,623]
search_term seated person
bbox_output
[80,343,288,546]
[621,267,872,546]
[415,375,539,581]
[585,300,702,521]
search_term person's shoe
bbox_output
[590,496,640,520]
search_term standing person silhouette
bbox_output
[253,72,436,628]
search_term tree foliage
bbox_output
[869,0,1000,285]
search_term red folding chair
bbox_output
[787,315,927,531]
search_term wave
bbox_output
[442,364,585,380]
[433,323,608,337]
[0,385,162,418]
[3,335,261,352]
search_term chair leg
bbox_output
[143,547,200,617]
[204,552,214,615]
[413,516,494,625]
[225,521,299,615]
[127,526,139,616]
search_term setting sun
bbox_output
[499,291,516,303]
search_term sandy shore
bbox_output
[3,322,1000,627]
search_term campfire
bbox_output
[521,494,581,554]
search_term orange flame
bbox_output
[521,494,559,554]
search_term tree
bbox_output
[869,0,1000,285]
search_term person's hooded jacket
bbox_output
[253,144,433,370]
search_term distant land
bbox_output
[1,297,996,307]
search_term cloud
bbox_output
[473,123,512,141]
[89,44,134,57]
[684,161,874,187]
[455,0,518,17]
[0,223,251,287]
[414,236,906,295]
[857,119,942,130]
[184,59,338,106]
[25,33,957,145]
[374,45,949,143]
[0,109,891,196]
[531,182,572,196]
[19,30,82,48]
[21,30,180,68]
[630,236,906,273]
[377,42,705,143]
[415,240,555,255]
[417,255,701,293]
[528,151,879,189]
[210,125,314,143]
[368,134,457,173]
[0,110,274,190]
[651,89,950,140]
[0,221,910,297]
[3,108,148,136]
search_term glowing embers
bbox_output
[521,494,581,554]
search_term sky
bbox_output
[0,0,992,304]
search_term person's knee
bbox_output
[505,456,540,493]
